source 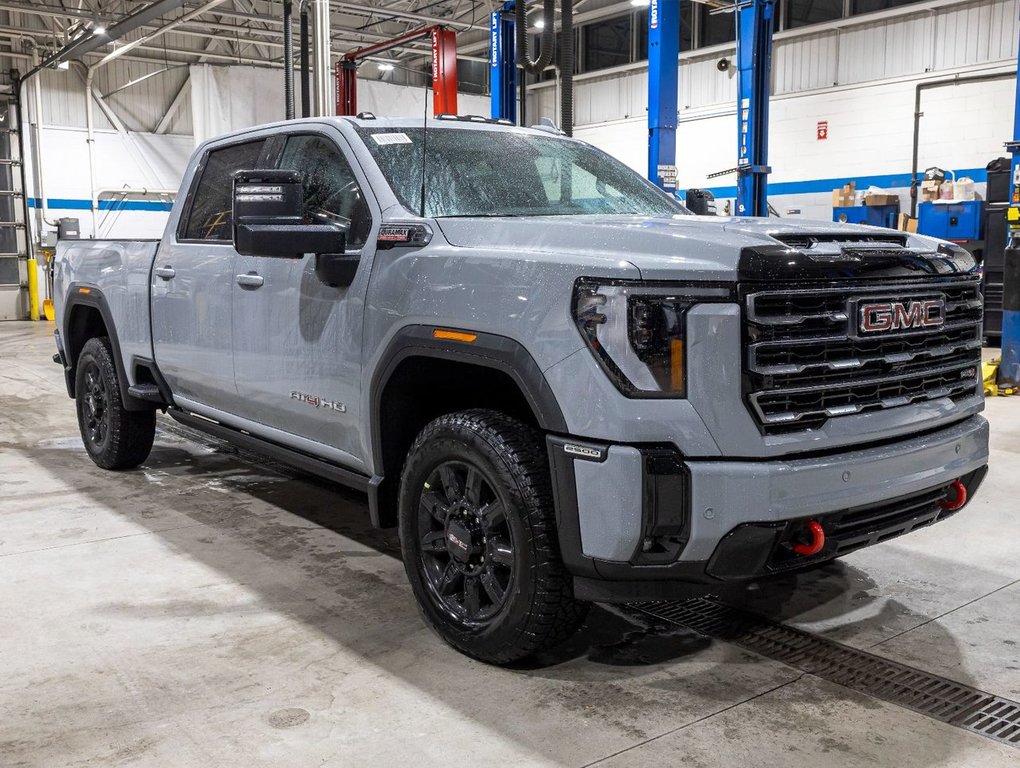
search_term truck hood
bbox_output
[435,215,911,281]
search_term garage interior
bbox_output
[2,0,1020,766]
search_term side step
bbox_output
[167,408,377,494]
[127,383,166,404]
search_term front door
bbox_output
[152,138,268,414]
[231,130,375,470]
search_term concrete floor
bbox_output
[2,319,1020,768]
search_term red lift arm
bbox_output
[336,25,457,117]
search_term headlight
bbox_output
[573,279,733,398]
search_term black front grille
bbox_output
[742,276,983,433]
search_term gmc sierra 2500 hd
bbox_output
[54,116,989,664]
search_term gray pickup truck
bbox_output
[54,115,989,664]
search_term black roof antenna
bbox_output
[419,86,428,218]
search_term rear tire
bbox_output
[75,336,155,470]
[398,409,589,665]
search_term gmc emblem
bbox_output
[856,299,945,334]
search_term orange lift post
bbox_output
[336,25,457,117]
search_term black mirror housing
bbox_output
[315,253,359,288]
[232,169,347,258]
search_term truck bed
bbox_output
[54,239,160,383]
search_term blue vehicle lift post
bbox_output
[647,0,680,192]
[1000,59,1020,387]
[490,2,516,122]
[735,0,776,217]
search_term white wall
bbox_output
[26,66,491,242]
[190,64,491,144]
[532,0,1019,221]
[573,71,1015,220]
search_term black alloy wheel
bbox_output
[398,409,589,665]
[417,459,515,624]
[79,360,110,448]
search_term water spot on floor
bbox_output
[268,707,310,729]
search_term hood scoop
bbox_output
[772,233,908,250]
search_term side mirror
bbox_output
[232,169,347,259]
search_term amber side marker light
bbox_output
[77,287,92,294]
[432,329,477,343]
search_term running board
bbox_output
[167,408,379,498]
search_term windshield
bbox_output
[354,126,688,219]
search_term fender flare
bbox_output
[62,284,151,411]
[365,325,568,525]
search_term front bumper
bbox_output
[549,415,990,602]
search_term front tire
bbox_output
[75,336,155,470]
[398,409,589,665]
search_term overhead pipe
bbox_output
[910,70,1015,217]
[312,0,332,116]
[283,0,295,119]
[27,49,57,232]
[560,0,574,136]
[300,0,311,117]
[515,0,555,74]
[20,0,191,80]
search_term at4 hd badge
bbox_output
[291,391,347,413]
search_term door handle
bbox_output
[154,266,176,280]
[236,271,264,289]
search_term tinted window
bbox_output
[701,6,737,46]
[356,126,686,218]
[278,135,371,249]
[584,15,631,72]
[183,140,265,241]
[788,0,843,28]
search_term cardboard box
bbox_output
[896,213,918,233]
[864,193,899,207]
[831,182,856,207]
[919,179,942,203]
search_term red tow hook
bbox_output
[792,519,826,557]
[938,479,968,512]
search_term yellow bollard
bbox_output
[26,257,39,321]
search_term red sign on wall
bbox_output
[817,120,829,141]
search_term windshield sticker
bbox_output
[372,132,413,146]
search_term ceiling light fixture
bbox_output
[630,0,650,6]
[534,17,545,29]
[56,60,70,70]
[377,62,394,71]
[92,25,106,36]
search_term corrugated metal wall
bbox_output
[531,0,1020,128]
[34,58,191,134]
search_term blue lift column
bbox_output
[1000,135,1020,386]
[735,0,776,217]
[648,0,679,192]
[490,2,516,122]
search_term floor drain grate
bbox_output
[634,598,1020,749]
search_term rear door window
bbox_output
[181,139,266,241]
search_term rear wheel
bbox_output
[398,409,589,665]
[75,337,155,470]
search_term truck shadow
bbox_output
[19,417,990,766]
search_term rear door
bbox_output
[151,138,269,414]
[230,129,376,469]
